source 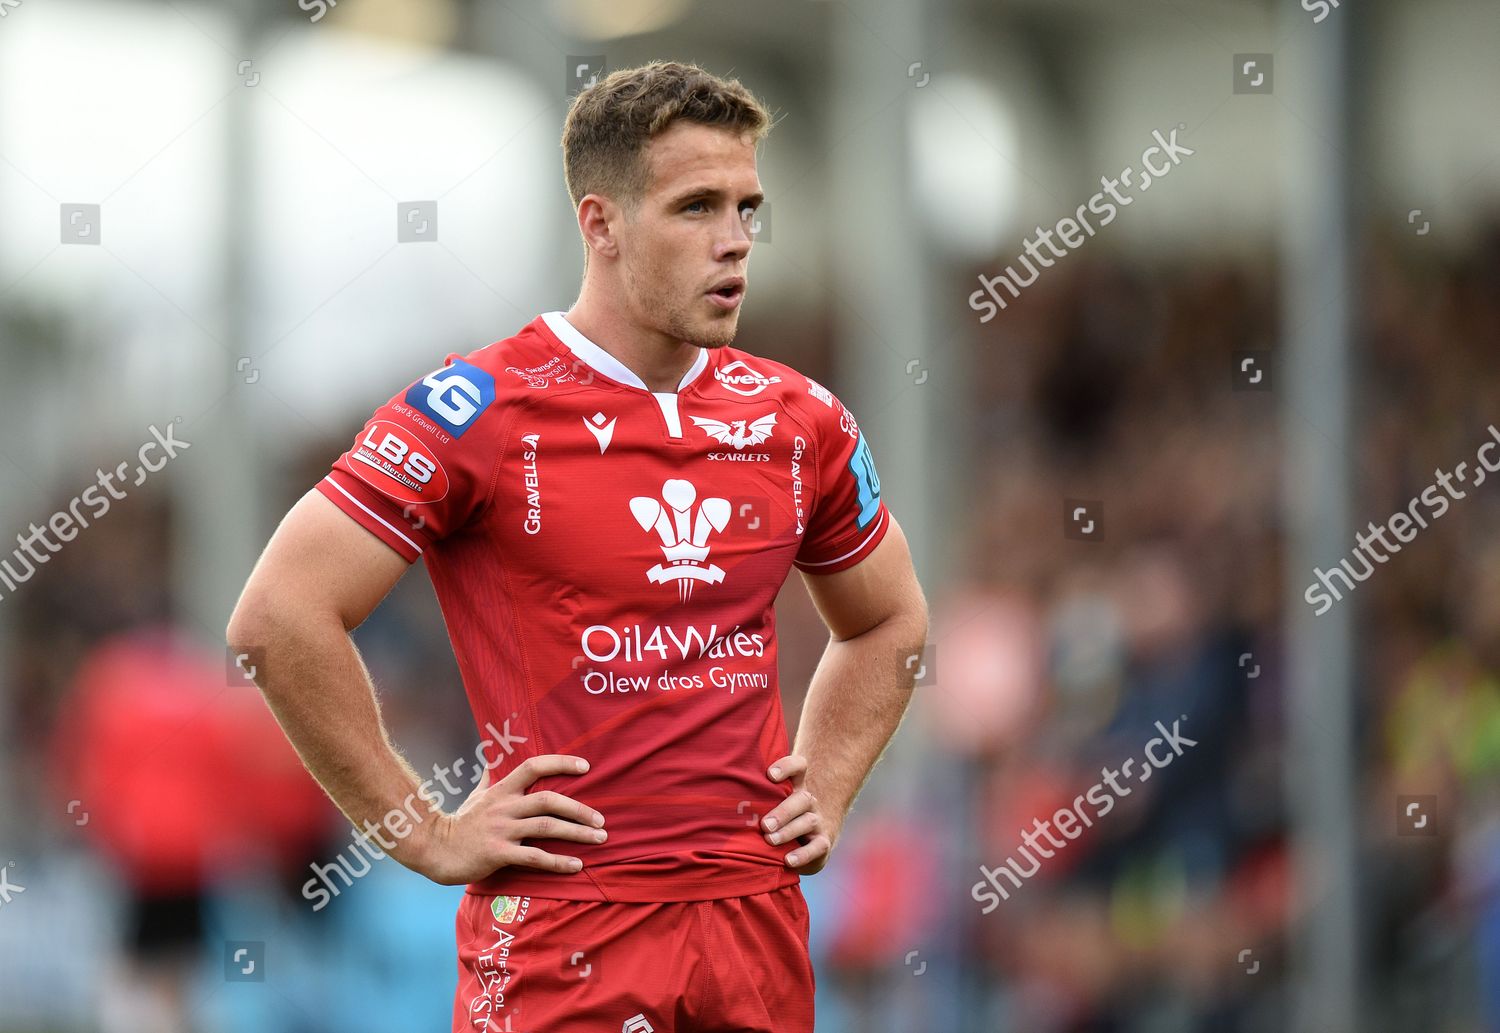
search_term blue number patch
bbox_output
[848,431,882,528]
[404,359,496,438]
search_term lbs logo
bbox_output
[405,359,495,437]
[349,420,449,505]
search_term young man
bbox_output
[227,60,927,1032]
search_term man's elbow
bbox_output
[228,583,350,662]
[854,579,928,650]
[896,575,930,643]
[901,595,930,658]
[226,582,305,667]
[225,590,273,671]
[856,589,927,659]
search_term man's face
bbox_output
[615,121,762,350]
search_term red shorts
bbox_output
[452,882,815,1033]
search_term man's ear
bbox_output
[577,194,621,259]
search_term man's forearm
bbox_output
[229,606,443,871]
[791,612,926,831]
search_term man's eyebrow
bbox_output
[667,186,766,208]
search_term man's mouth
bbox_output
[708,278,745,309]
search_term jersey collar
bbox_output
[540,311,710,393]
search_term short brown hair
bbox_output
[561,60,773,215]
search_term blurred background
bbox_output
[1,0,1497,1030]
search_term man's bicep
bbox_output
[798,515,925,642]
[235,488,410,634]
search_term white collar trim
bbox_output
[541,311,709,392]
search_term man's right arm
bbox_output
[225,489,606,885]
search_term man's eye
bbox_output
[739,205,758,219]
[686,200,706,213]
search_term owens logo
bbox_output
[404,359,495,437]
[629,479,730,602]
[349,420,449,505]
[714,359,781,397]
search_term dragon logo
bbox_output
[689,412,777,450]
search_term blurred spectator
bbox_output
[49,631,332,1033]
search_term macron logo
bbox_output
[583,411,616,454]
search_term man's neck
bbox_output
[563,295,701,393]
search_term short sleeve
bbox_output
[793,380,891,574]
[315,355,500,563]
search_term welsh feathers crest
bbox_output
[629,479,730,602]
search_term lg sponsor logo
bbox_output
[405,360,495,437]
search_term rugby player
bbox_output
[227,60,928,1032]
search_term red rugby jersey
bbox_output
[315,311,890,902]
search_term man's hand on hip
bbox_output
[761,753,840,875]
[412,754,607,885]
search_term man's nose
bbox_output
[718,217,752,259]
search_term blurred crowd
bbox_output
[5,222,1500,1033]
[910,221,1500,1032]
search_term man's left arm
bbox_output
[760,515,928,873]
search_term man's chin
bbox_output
[660,301,739,349]
[690,312,739,349]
